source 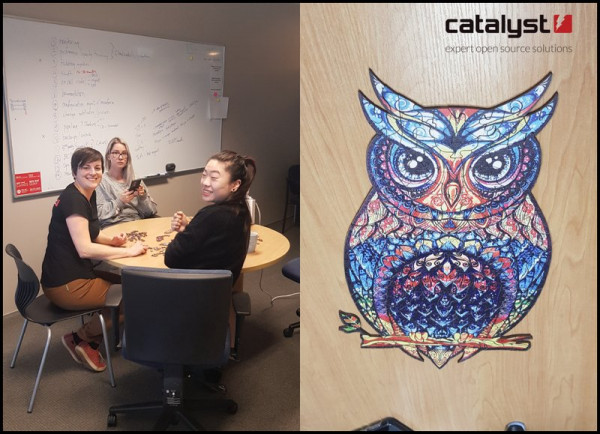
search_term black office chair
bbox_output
[282,257,300,337]
[5,243,120,413]
[282,164,300,233]
[231,291,251,361]
[107,267,238,430]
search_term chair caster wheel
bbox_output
[283,327,293,337]
[107,413,117,427]
[227,402,238,414]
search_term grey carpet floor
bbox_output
[3,224,299,431]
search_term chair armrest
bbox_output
[104,284,122,308]
[232,292,251,316]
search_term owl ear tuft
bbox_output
[461,92,558,148]
[492,72,553,117]
[461,75,557,147]
[359,90,388,135]
[521,91,558,137]
[369,69,423,116]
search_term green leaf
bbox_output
[338,310,361,333]
[339,325,360,333]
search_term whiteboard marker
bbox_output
[146,172,167,178]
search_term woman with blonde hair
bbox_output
[96,137,158,228]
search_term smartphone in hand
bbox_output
[128,179,141,192]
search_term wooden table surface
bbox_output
[101,217,290,272]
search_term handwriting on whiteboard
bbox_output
[47,36,202,179]
[4,17,224,195]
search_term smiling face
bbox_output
[201,159,241,203]
[74,158,103,193]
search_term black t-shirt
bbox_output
[164,202,250,284]
[41,183,100,287]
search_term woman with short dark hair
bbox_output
[41,147,147,372]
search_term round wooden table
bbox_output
[101,216,290,272]
[98,216,290,350]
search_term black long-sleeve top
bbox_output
[164,202,250,284]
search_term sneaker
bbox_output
[62,333,82,365]
[75,341,107,372]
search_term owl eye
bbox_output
[471,146,520,187]
[394,148,435,185]
[370,140,438,197]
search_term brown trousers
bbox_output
[42,278,121,345]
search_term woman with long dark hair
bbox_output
[165,150,256,357]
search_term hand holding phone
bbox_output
[128,179,141,192]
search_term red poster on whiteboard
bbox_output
[14,172,42,196]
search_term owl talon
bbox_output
[410,331,428,342]
[453,332,474,343]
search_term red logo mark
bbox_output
[554,15,572,33]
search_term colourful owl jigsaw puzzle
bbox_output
[341,70,557,368]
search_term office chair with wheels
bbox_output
[5,243,120,413]
[107,267,238,431]
[282,164,300,233]
[282,257,300,337]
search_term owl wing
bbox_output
[485,195,551,336]
[345,190,417,335]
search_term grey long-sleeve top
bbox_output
[96,174,158,228]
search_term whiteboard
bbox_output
[3,17,225,197]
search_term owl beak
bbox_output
[444,181,461,208]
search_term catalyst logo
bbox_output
[446,14,573,38]
[554,15,572,33]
